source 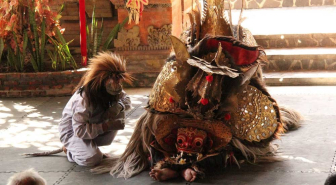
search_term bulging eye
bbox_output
[177,135,186,146]
[193,137,203,147]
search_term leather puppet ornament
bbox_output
[125,0,148,24]
[92,0,302,182]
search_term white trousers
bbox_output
[61,131,118,166]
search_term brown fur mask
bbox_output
[74,52,133,109]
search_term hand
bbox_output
[103,103,123,119]
[103,119,125,131]
[102,111,126,131]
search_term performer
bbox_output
[58,52,132,166]
[92,0,301,181]
[25,52,132,167]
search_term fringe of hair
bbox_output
[279,106,302,131]
[72,52,133,109]
[231,138,281,163]
[91,111,162,179]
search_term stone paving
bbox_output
[0,86,335,185]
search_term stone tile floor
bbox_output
[0,86,335,185]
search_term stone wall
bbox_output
[255,33,336,49]
[0,70,86,98]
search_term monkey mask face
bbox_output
[105,72,124,95]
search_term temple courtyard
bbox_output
[0,86,335,185]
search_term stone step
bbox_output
[263,71,336,86]
[254,33,336,49]
[125,71,336,87]
[230,6,336,36]
[263,48,336,71]
[230,6,336,49]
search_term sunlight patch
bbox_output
[280,155,316,163]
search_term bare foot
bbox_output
[149,168,179,181]
[181,168,197,182]
[62,146,67,154]
[103,153,111,159]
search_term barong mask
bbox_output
[147,0,283,162]
[176,127,208,154]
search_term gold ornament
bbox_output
[228,85,280,142]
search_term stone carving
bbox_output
[264,59,336,71]
[147,24,172,50]
[114,26,141,50]
[114,24,172,51]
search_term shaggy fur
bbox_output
[7,168,46,185]
[92,104,302,178]
[91,111,161,178]
[74,52,133,109]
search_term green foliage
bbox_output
[0,0,76,72]
[6,30,27,72]
[47,27,77,71]
[103,16,129,50]
[87,5,105,58]
[0,38,4,60]
[87,5,129,59]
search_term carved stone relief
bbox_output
[114,24,172,51]
[147,24,172,50]
[114,26,141,50]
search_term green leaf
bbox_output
[0,38,4,61]
[103,24,120,50]
[12,31,21,71]
[58,3,65,14]
[29,7,40,71]
[97,18,104,52]
[22,31,28,68]
[30,55,39,72]
[120,16,129,28]
[102,16,129,50]
[40,17,46,71]
[7,47,16,71]
[91,5,95,44]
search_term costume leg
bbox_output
[93,130,118,146]
[64,136,103,166]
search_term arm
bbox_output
[72,97,104,139]
[101,91,130,132]
[118,90,131,111]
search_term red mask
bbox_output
[176,127,207,154]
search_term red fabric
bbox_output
[206,39,259,66]
[79,0,87,66]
